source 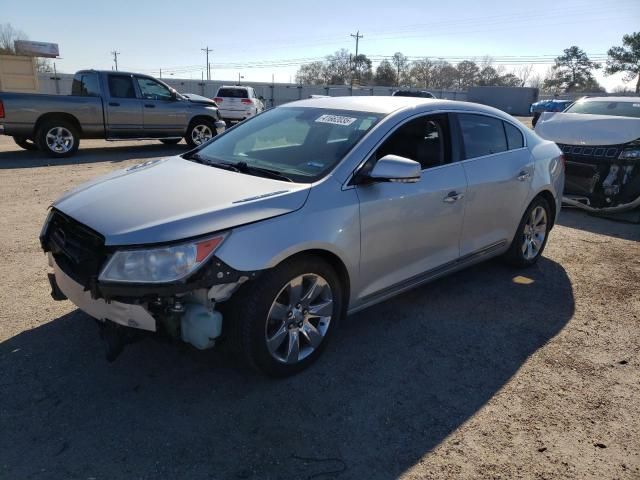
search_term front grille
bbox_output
[557,143,622,162]
[44,209,106,288]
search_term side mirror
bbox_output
[368,155,421,183]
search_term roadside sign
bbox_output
[14,41,60,58]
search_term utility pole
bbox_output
[159,68,162,78]
[111,50,120,71]
[350,30,363,87]
[201,46,212,81]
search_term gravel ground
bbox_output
[0,130,638,480]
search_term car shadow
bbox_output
[558,209,640,242]
[0,143,189,169]
[0,257,574,479]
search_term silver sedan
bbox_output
[41,96,564,376]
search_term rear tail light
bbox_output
[0,100,4,118]
[241,99,253,105]
[214,97,223,103]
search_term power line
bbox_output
[111,50,120,71]
[201,46,213,80]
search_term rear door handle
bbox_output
[517,170,531,181]
[108,102,120,107]
[443,191,464,203]
[144,104,156,108]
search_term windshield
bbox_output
[565,100,640,118]
[194,107,383,182]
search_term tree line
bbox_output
[297,32,640,93]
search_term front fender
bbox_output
[215,181,360,286]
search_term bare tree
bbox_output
[0,23,27,54]
[514,65,534,87]
[0,23,52,72]
[391,52,409,86]
[409,58,435,88]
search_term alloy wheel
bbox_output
[45,127,74,153]
[191,124,213,145]
[522,205,547,260]
[265,273,334,364]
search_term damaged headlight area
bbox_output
[559,139,640,214]
[99,235,227,283]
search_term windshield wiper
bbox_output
[233,161,293,182]
[184,153,242,172]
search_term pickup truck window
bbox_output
[71,72,100,97]
[136,77,173,101]
[108,75,137,99]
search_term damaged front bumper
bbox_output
[558,142,640,217]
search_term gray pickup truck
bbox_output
[0,70,225,157]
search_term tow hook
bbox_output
[98,321,142,362]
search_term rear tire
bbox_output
[13,136,39,151]
[185,118,217,147]
[221,256,344,377]
[36,119,80,158]
[159,138,181,145]
[504,196,551,267]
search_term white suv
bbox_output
[214,86,264,124]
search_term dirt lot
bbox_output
[0,131,638,480]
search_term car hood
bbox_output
[53,156,310,246]
[535,112,640,145]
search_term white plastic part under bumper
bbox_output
[49,253,157,332]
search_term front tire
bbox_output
[504,196,551,267]
[223,256,344,377]
[13,136,39,151]
[36,120,80,158]
[185,119,216,147]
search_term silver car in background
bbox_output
[41,97,564,376]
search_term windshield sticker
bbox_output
[315,114,357,126]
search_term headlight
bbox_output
[619,149,640,160]
[98,234,227,283]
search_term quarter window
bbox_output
[108,75,137,99]
[458,114,507,159]
[504,122,524,150]
[374,114,451,170]
[71,73,100,96]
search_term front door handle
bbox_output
[517,170,531,181]
[144,104,156,108]
[108,102,120,107]
[443,191,464,203]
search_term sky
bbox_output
[3,0,639,91]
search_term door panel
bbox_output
[455,113,533,256]
[459,149,533,255]
[356,162,467,299]
[105,74,143,136]
[136,76,186,136]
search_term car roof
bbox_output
[284,95,511,117]
[578,96,640,103]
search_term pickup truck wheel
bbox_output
[159,139,182,145]
[185,119,216,147]
[13,136,39,151]
[223,256,343,377]
[37,120,79,158]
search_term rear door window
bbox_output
[504,122,524,150]
[217,88,248,98]
[458,114,508,159]
[108,75,137,99]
